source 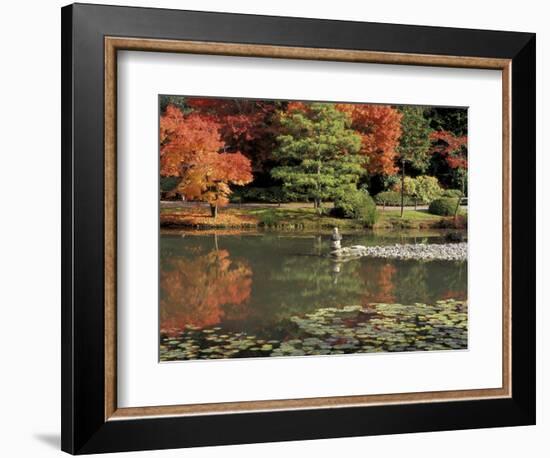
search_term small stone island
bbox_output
[329,227,467,262]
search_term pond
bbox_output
[160,230,468,361]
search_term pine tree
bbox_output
[271,103,364,211]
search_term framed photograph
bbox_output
[61,3,536,454]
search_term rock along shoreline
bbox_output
[330,242,467,262]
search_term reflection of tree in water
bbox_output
[263,255,467,323]
[359,259,467,305]
[359,263,397,303]
[262,255,366,321]
[159,234,467,335]
[160,248,252,334]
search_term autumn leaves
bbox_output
[160,106,253,217]
[159,97,467,218]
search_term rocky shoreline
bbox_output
[330,242,467,262]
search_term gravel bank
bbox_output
[331,242,467,261]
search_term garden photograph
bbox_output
[158,95,468,362]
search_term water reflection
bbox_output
[160,231,467,360]
[160,248,252,334]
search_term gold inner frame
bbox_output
[104,37,512,421]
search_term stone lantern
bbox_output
[330,227,342,251]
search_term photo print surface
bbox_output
[159,95,468,362]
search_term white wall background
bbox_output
[0,1,545,456]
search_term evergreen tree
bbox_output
[271,103,364,211]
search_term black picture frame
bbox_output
[61,3,536,454]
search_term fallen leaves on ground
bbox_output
[161,208,258,228]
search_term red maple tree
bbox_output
[337,104,402,175]
[160,105,253,217]
[185,97,280,171]
[430,130,468,170]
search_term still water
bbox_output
[160,230,467,361]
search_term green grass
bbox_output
[379,209,442,220]
[376,209,466,229]
[245,207,365,229]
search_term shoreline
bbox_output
[160,204,467,231]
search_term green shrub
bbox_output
[374,191,415,207]
[332,190,378,226]
[392,176,443,205]
[442,189,462,198]
[412,176,443,204]
[429,197,460,216]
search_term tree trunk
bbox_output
[400,160,405,218]
[314,198,322,213]
[210,204,218,218]
[453,196,461,220]
[315,160,322,214]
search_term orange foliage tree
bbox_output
[160,105,253,217]
[336,104,402,175]
[185,97,280,171]
[160,249,252,334]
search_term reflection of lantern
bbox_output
[331,261,342,284]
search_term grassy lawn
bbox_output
[161,205,467,230]
[376,208,466,229]
[246,207,364,230]
[378,209,443,220]
[376,209,443,229]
